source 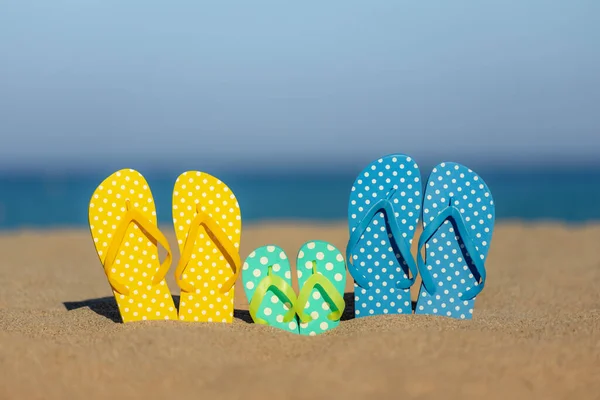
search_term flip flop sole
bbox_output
[89,169,177,322]
[296,241,346,336]
[173,171,241,323]
[347,154,422,317]
[242,246,299,334]
[415,162,495,319]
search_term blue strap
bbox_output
[417,198,487,301]
[346,189,417,289]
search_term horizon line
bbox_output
[1,151,600,176]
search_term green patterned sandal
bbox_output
[242,245,299,334]
[295,241,346,336]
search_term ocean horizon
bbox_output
[0,166,599,230]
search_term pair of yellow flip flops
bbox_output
[88,169,241,323]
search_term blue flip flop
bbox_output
[346,154,422,318]
[415,162,495,319]
[295,241,346,336]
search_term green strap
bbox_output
[296,261,345,324]
[248,266,298,325]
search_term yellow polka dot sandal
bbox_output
[172,171,242,323]
[88,169,178,323]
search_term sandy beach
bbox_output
[0,222,599,399]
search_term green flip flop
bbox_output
[242,245,299,334]
[295,241,347,336]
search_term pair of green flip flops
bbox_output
[242,241,347,335]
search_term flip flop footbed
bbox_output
[415,162,495,319]
[242,246,299,334]
[347,154,422,317]
[296,241,346,336]
[89,169,177,322]
[173,171,241,323]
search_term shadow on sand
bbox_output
[63,292,371,324]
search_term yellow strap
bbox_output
[103,200,173,296]
[175,204,241,294]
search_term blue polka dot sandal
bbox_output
[295,241,346,336]
[415,162,495,320]
[242,246,300,334]
[346,154,422,318]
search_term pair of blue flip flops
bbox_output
[347,154,495,320]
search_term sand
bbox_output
[0,222,599,399]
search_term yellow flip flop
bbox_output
[88,169,178,322]
[172,171,242,323]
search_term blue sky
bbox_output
[1,0,599,172]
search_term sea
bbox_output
[0,168,599,230]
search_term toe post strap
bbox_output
[417,197,487,301]
[346,189,417,289]
[104,200,172,296]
